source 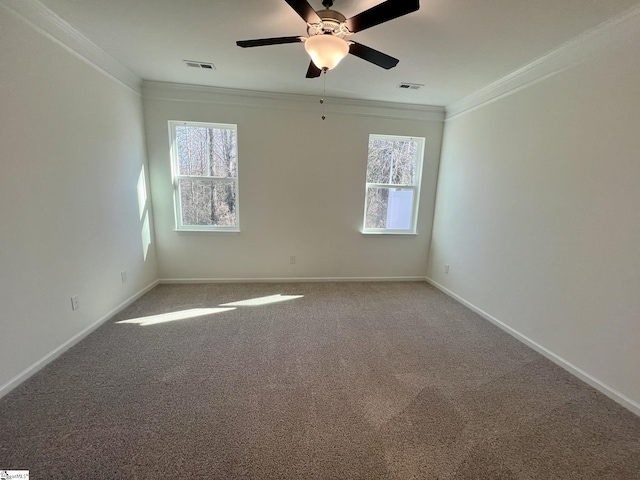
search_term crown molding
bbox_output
[446,4,640,119]
[1,0,142,93]
[142,81,445,122]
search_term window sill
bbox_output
[361,231,417,236]
[173,229,241,234]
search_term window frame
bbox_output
[361,134,425,235]
[168,120,240,232]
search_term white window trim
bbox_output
[169,120,240,232]
[361,134,425,235]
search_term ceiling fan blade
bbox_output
[349,42,399,69]
[346,0,419,33]
[236,36,304,48]
[305,61,322,78]
[284,0,322,24]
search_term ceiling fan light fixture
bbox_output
[304,34,349,70]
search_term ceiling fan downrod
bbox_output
[322,0,334,8]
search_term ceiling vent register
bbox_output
[184,60,216,70]
[398,82,423,90]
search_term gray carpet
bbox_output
[1,282,639,479]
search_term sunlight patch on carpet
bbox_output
[219,294,304,307]
[116,308,236,326]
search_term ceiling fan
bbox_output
[236,0,420,78]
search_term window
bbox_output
[362,134,425,234]
[169,121,239,231]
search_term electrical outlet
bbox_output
[444,264,450,274]
[121,271,127,283]
[71,295,80,311]
[290,256,296,265]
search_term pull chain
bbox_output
[320,68,327,120]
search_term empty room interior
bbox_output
[1,0,640,477]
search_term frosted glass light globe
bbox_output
[304,35,349,70]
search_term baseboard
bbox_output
[159,276,427,284]
[425,277,640,417]
[0,280,159,400]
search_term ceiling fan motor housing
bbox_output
[307,9,351,37]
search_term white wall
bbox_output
[143,83,444,280]
[0,7,157,393]
[428,38,640,410]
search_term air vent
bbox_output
[397,82,423,90]
[184,60,216,70]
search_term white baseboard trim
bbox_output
[425,277,640,417]
[160,276,427,284]
[0,280,159,400]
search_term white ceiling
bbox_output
[38,0,640,106]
